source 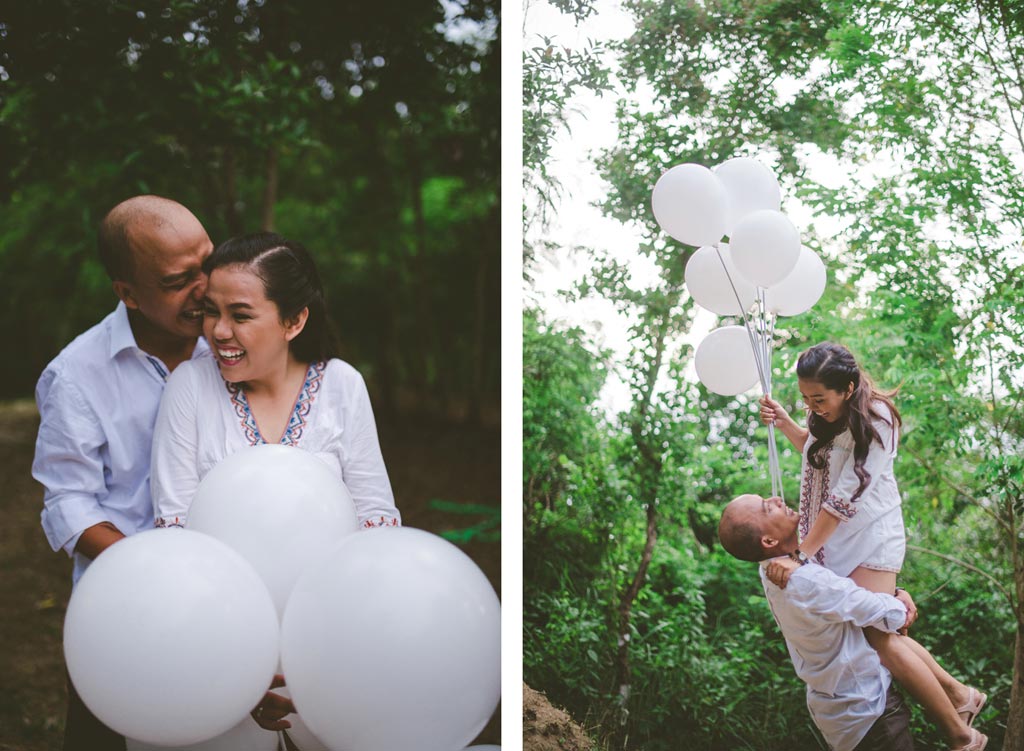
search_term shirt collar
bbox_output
[107,302,210,361]
[108,302,139,359]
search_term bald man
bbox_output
[32,196,213,749]
[719,494,921,751]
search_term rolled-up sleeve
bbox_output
[33,369,111,555]
[151,363,201,527]
[340,372,400,529]
[789,567,907,633]
[823,413,898,522]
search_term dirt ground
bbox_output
[0,400,500,750]
[523,683,594,751]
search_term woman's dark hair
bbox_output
[203,232,338,363]
[797,342,901,503]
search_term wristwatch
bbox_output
[790,548,809,566]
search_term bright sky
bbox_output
[524,1,660,413]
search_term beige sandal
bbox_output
[956,687,987,727]
[952,727,987,751]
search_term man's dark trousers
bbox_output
[854,685,914,751]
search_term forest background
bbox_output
[0,1,500,747]
[1,0,500,420]
[523,1,1024,750]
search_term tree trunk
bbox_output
[1006,480,1023,751]
[1007,543,1024,751]
[260,146,278,232]
[610,308,671,737]
[1007,621,1024,750]
[405,138,443,414]
[614,499,657,710]
[372,262,400,422]
[469,209,496,426]
[353,115,400,415]
[199,146,222,237]
[223,146,243,236]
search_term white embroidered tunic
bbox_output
[798,402,904,577]
[151,352,400,530]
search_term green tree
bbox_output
[593,0,1022,746]
[526,0,1019,748]
[0,0,500,420]
[523,307,610,516]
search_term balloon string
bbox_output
[770,306,784,501]
[714,244,782,497]
[757,288,781,501]
[757,289,778,499]
[713,245,768,391]
[760,289,784,502]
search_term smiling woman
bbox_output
[150,232,401,538]
[759,342,902,570]
[149,235,409,742]
[797,377,852,425]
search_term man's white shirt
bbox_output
[33,302,208,584]
[760,563,907,751]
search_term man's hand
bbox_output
[251,674,295,731]
[893,588,918,635]
[765,555,800,589]
[74,522,126,560]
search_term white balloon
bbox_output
[651,163,728,247]
[127,716,278,751]
[65,530,279,747]
[464,747,502,750]
[729,210,801,288]
[694,326,761,396]
[281,528,501,751]
[187,444,359,618]
[714,157,782,234]
[684,244,758,316]
[764,246,827,316]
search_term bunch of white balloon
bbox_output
[651,157,827,498]
[65,444,501,751]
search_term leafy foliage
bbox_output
[525,0,1021,748]
[0,0,499,420]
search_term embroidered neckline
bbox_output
[799,438,832,566]
[225,361,326,447]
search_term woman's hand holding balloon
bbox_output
[759,395,810,451]
[759,395,790,427]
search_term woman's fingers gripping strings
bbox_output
[759,395,786,427]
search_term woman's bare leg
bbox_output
[850,567,973,747]
[849,568,971,703]
[901,636,972,710]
